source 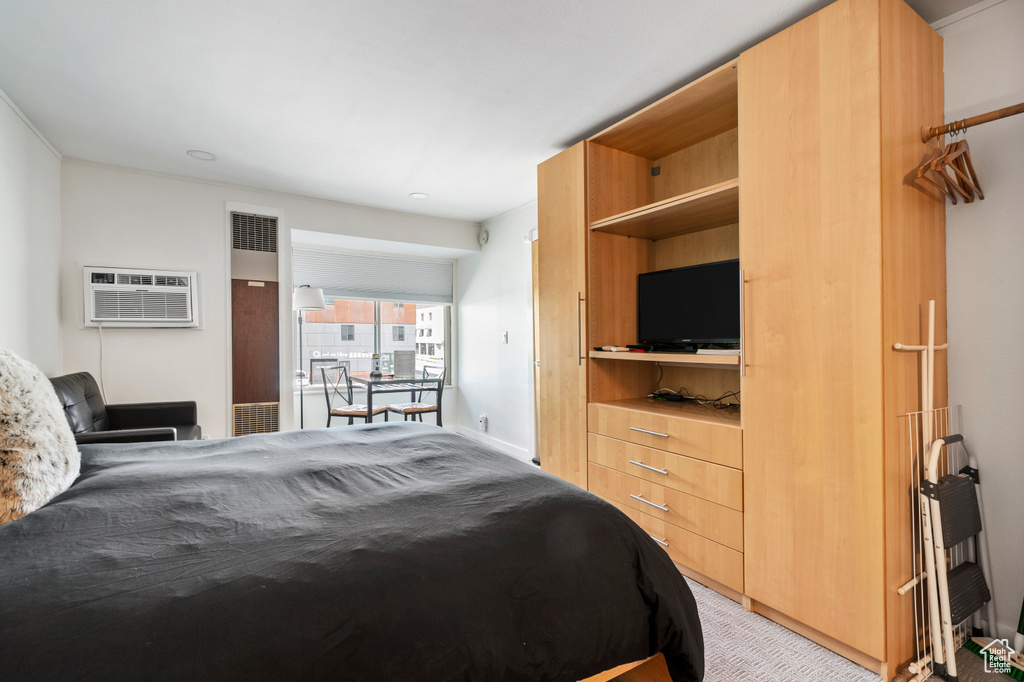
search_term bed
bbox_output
[0,422,703,681]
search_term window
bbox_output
[292,248,453,387]
[298,299,449,385]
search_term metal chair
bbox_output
[320,364,389,426]
[386,365,445,425]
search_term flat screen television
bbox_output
[637,258,740,350]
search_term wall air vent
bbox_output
[232,212,278,253]
[232,402,280,436]
[84,266,199,328]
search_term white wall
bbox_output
[0,90,62,375]
[61,161,479,438]
[454,203,537,460]
[939,0,1024,641]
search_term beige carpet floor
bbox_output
[684,579,1006,681]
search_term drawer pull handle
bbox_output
[630,494,669,512]
[629,460,668,475]
[629,426,669,438]
[649,535,669,547]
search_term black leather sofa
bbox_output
[49,372,201,444]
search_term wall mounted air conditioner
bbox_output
[83,266,199,328]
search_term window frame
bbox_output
[299,298,451,387]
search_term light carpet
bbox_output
[684,579,1002,681]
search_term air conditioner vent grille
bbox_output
[154,275,189,287]
[232,213,278,253]
[93,290,191,321]
[118,274,153,286]
[232,402,280,436]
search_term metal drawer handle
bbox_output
[630,493,668,512]
[629,460,668,475]
[576,292,584,366]
[649,535,669,547]
[629,426,669,438]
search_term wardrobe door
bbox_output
[536,142,588,488]
[738,0,887,662]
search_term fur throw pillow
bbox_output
[0,348,80,524]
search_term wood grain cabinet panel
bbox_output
[588,433,743,510]
[589,401,742,469]
[607,500,744,593]
[536,143,589,488]
[588,463,743,551]
[738,0,944,670]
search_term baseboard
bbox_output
[449,426,532,462]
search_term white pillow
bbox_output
[0,348,81,524]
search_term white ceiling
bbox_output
[0,0,984,224]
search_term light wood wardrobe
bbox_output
[534,0,946,678]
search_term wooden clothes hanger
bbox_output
[951,138,984,200]
[916,145,959,204]
[916,127,985,205]
[915,101,1020,205]
[933,139,974,203]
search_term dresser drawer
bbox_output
[589,402,742,469]
[588,433,743,510]
[589,463,743,551]
[607,499,744,593]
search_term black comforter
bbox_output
[1,423,703,681]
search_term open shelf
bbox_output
[589,178,738,240]
[590,350,740,368]
[592,397,741,427]
[590,60,738,158]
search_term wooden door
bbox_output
[232,279,280,405]
[738,0,887,663]
[536,143,588,488]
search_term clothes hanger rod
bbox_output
[921,101,1024,142]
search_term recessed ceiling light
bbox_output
[186,150,216,161]
[409,192,430,200]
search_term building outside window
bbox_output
[298,299,448,383]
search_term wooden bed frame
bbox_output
[581,654,671,682]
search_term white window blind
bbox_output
[291,249,454,304]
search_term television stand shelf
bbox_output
[589,350,740,368]
[593,396,742,427]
